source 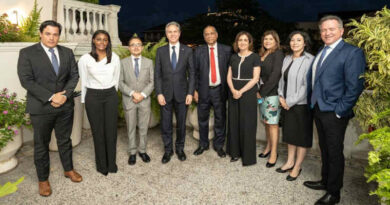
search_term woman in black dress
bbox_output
[276,31,314,180]
[227,31,261,166]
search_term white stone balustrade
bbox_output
[59,0,121,46]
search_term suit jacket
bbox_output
[17,43,79,114]
[278,52,314,107]
[154,43,195,103]
[119,56,154,110]
[307,40,366,118]
[194,43,232,102]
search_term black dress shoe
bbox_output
[128,155,136,165]
[230,157,239,162]
[275,165,294,173]
[161,151,174,164]
[193,146,209,156]
[286,169,302,181]
[215,148,226,158]
[176,150,187,161]
[258,151,270,158]
[303,180,327,190]
[139,153,151,163]
[315,193,340,205]
[266,154,278,168]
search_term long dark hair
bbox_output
[90,30,112,64]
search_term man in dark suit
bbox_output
[193,25,231,157]
[305,15,365,205]
[154,21,195,164]
[17,20,82,197]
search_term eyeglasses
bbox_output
[130,43,142,47]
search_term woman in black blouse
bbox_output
[226,31,261,166]
[257,30,284,168]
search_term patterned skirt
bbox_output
[260,95,281,125]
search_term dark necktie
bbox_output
[210,47,217,83]
[49,48,59,75]
[134,58,139,78]
[171,46,177,70]
[311,46,330,107]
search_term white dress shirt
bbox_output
[78,53,121,103]
[41,42,60,66]
[312,38,342,87]
[169,42,180,62]
[208,43,221,86]
[129,55,147,98]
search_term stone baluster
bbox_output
[92,11,98,34]
[79,8,86,36]
[64,6,71,41]
[71,7,77,37]
[104,12,108,31]
[86,10,92,37]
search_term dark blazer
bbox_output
[307,40,365,118]
[154,43,195,102]
[259,49,284,97]
[17,43,79,114]
[194,43,232,102]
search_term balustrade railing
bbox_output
[60,0,121,45]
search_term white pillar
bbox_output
[106,5,121,46]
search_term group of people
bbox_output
[17,14,366,205]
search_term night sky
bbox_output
[100,0,390,34]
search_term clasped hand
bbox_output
[279,96,289,110]
[51,90,67,108]
[232,89,242,99]
[132,92,144,104]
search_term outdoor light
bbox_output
[6,8,26,26]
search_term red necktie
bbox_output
[210,47,216,83]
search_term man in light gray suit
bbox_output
[119,37,154,165]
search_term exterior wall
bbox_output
[0,0,53,24]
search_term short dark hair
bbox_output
[128,36,143,45]
[233,31,254,53]
[287,30,312,55]
[39,20,62,35]
[203,25,218,34]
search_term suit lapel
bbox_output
[216,44,224,77]
[315,40,345,83]
[126,57,136,80]
[139,56,148,80]
[174,44,185,72]
[37,43,57,77]
[164,45,173,71]
[57,46,66,77]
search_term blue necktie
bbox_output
[311,46,330,108]
[171,46,177,70]
[49,48,59,75]
[134,58,139,78]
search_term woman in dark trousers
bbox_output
[276,31,314,181]
[227,31,260,166]
[257,30,284,168]
[78,30,121,176]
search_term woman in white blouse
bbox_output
[78,30,120,176]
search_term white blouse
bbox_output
[78,53,121,103]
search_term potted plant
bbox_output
[187,102,215,140]
[0,88,30,174]
[346,6,390,204]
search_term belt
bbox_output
[209,84,221,89]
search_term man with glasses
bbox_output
[119,37,154,165]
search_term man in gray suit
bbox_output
[119,37,154,165]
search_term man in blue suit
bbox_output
[193,25,231,157]
[305,15,365,205]
[155,21,195,164]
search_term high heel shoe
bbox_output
[230,157,239,162]
[258,151,270,158]
[286,169,302,181]
[266,154,278,168]
[275,165,294,173]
